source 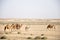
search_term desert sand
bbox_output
[0,19,60,40]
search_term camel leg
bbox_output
[54,26,55,29]
[4,27,6,33]
[53,26,56,31]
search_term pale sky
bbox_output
[0,0,60,19]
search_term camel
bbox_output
[25,26,30,31]
[11,24,23,31]
[15,24,23,29]
[47,24,55,30]
[4,24,23,33]
[4,24,12,32]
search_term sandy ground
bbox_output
[0,19,60,40]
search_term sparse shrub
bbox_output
[5,32,8,34]
[17,32,21,34]
[30,34,33,36]
[41,37,45,39]
[0,36,6,39]
[41,34,44,36]
[41,37,47,39]
[27,37,32,39]
[41,34,47,39]
[34,36,40,39]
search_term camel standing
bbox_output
[4,24,12,32]
[25,26,30,31]
[4,24,23,33]
[11,24,23,31]
[47,24,55,30]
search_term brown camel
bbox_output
[11,24,23,30]
[47,24,55,30]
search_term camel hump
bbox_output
[47,24,51,27]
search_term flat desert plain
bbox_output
[0,19,60,40]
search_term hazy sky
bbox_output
[0,0,60,19]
